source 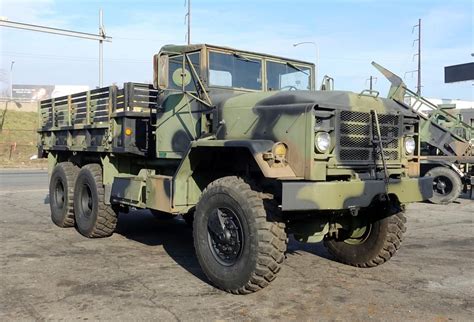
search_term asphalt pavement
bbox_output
[0,169,473,320]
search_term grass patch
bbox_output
[0,109,46,168]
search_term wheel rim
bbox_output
[344,224,372,245]
[343,215,372,245]
[54,179,65,210]
[432,175,453,196]
[207,207,244,266]
[80,183,93,218]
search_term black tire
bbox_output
[323,204,406,268]
[150,209,175,220]
[425,167,462,204]
[193,176,287,294]
[73,164,117,238]
[49,162,79,227]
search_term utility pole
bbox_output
[405,19,422,95]
[366,76,377,91]
[415,19,421,95]
[99,9,105,87]
[185,0,191,44]
[412,19,422,95]
[0,15,111,88]
[10,61,15,99]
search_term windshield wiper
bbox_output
[286,62,309,75]
[233,52,258,63]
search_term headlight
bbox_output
[272,142,287,159]
[315,132,331,153]
[404,136,416,154]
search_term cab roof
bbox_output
[159,44,315,67]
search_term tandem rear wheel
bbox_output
[193,176,287,294]
[73,164,118,238]
[49,162,79,228]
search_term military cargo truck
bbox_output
[38,44,432,294]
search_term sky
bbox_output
[0,0,472,100]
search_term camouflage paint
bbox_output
[39,44,432,216]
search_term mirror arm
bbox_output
[184,54,213,107]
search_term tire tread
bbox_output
[195,176,287,294]
[50,162,79,228]
[324,210,406,268]
[75,164,117,238]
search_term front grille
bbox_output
[338,111,401,162]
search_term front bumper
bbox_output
[282,177,433,211]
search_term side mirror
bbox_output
[153,54,169,90]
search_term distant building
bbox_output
[12,85,89,101]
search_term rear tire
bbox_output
[193,176,287,294]
[324,203,406,267]
[425,167,462,204]
[74,164,117,238]
[49,162,79,227]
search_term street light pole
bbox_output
[10,61,15,99]
[293,41,319,90]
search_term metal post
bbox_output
[293,41,319,89]
[10,61,15,99]
[316,45,319,90]
[186,0,191,44]
[99,9,104,88]
[417,19,422,96]
[365,76,377,91]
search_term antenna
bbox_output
[185,0,191,44]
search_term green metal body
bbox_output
[39,44,432,240]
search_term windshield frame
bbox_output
[204,47,315,92]
[206,49,264,92]
[164,50,203,93]
[265,58,313,92]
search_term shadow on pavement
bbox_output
[115,210,208,284]
[115,210,334,287]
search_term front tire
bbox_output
[324,202,406,267]
[73,164,117,238]
[193,176,286,294]
[49,162,79,227]
[425,166,462,204]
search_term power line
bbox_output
[0,13,111,87]
[1,51,149,63]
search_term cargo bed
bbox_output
[38,83,158,156]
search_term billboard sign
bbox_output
[12,85,90,101]
[444,63,474,83]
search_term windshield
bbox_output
[266,61,311,91]
[209,51,262,90]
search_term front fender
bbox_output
[190,139,297,178]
